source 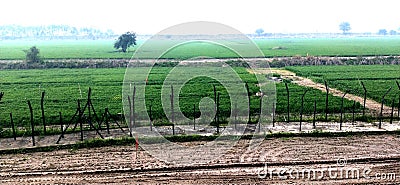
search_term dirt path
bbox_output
[1,135,399,184]
[256,68,395,115]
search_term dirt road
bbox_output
[1,134,399,184]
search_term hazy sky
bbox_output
[1,0,399,34]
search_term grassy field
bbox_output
[286,65,400,107]
[1,37,400,59]
[0,65,360,132]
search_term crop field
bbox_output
[2,37,400,59]
[286,65,400,108]
[0,65,361,132]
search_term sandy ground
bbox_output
[1,134,399,184]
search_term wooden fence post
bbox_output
[299,89,309,131]
[149,102,153,131]
[313,98,317,129]
[396,81,400,118]
[272,103,275,127]
[352,101,356,124]
[41,91,46,134]
[27,100,35,146]
[340,92,347,131]
[59,112,64,138]
[216,92,220,134]
[10,112,16,140]
[245,82,251,123]
[285,82,290,123]
[379,87,392,129]
[324,80,329,122]
[361,81,367,117]
[170,85,175,135]
[193,104,196,130]
[128,96,133,137]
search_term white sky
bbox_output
[1,0,399,34]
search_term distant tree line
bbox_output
[0,25,116,40]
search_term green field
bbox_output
[286,65,400,108]
[1,37,400,59]
[0,65,360,131]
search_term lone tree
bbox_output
[339,22,351,34]
[378,29,388,35]
[24,46,42,63]
[114,32,137,52]
[255,28,264,36]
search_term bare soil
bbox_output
[1,134,399,184]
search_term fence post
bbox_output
[10,113,16,141]
[105,108,110,134]
[27,100,35,146]
[193,104,196,130]
[245,82,251,123]
[390,98,395,124]
[396,81,400,118]
[170,85,174,124]
[300,89,309,131]
[324,80,329,121]
[272,103,275,127]
[127,96,133,137]
[285,82,290,123]
[340,92,347,131]
[41,91,46,134]
[234,103,238,130]
[379,87,392,129]
[132,85,136,129]
[170,85,175,135]
[149,102,153,131]
[352,101,356,124]
[78,99,83,141]
[59,112,64,138]
[217,92,221,134]
[313,98,317,129]
[258,94,263,133]
[361,81,367,117]
[213,85,217,124]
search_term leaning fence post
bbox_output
[340,92,347,131]
[379,87,392,129]
[361,81,367,117]
[324,80,329,122]
[285,82,290,123]
[10,113,16,141]
[27,100,35,146]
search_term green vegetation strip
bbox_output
[2,37,400,59]
[1,130,399,155]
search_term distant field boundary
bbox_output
[0,56,399,69]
